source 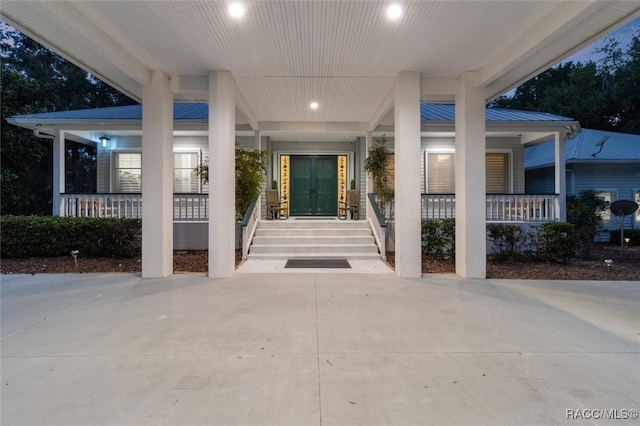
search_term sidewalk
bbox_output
[1,272,638,425]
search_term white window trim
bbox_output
[486,149,514,194]
[424,149,455,194]
[110,149,141,193]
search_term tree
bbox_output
[1,24,135,215]
[491,34,640,134]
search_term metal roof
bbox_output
[525,128,640,169]
[12,103,574,124]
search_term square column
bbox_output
[209,71,236,278]
[394,72,422,278]
[554,132,567,221]
[455,72,486,278]
[52,129,65,216]
[142,71,174,278]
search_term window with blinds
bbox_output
[174,152,200,193]
[114,152,141,193]
[486,153,509,193]
[427,153,455,193]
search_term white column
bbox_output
[455,72,486,278]
[209,71,236,278]
[365,132,374,222]
[394,72,422,278]
[142,71,174,278]
[52,129,65,216]
[254,130,261,150]
[554,132,567,222]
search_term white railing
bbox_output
[61,193,142,219]
[367,193,386,260]
[60,193,210,222]
[421,193,559,222]
[173,193,209,221]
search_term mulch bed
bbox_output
[1,245,637,280]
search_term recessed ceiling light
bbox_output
[228,2,246,19]
[310,102,319,110]
[386,4,402,21]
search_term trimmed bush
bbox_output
[487,223,536,261]
[610,229,640,246]
[1,216,141,258]
[536,222,579,263]
[421,219,455,260]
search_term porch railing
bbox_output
[61,193,143,219]
[367,193,386,260]
[60,193,210,222]
[241,196,260,260]
[420,193,559,222]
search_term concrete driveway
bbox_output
[1,272,639,425]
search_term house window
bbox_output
[486,153,510,193]
[114,152,141,192]
[596,191,614,223]
[174,152,200,193]
[426,152,455,193]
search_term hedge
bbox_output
[1,216,141,258]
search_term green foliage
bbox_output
[235,149,270,220]
[350,179,356,190]
[490,33,640,134]
[536,222,580,263]
[0,216,141,258]
[487,224,536,261]
[567,190,606,259]
[1,26,135,215]
[421,219,455,260]
[194,149,270,220]
[610,229,640,246]
[363,136,394,206]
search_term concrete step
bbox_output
[252,235,375,245]
[258,219,368,229]
[255,228,373,237]
[247,252,382,260]
[249,244,380,254]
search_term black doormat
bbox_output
[294,217,337,220]
[285,259,351,268]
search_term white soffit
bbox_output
[2,0,639,125]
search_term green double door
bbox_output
[290,155,338,216]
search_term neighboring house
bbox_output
[526,128,640,239]
[9,103,578,250]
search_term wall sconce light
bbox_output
[99,135,110,148]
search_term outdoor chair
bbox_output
[339,189,360,220]
[266,189,288,219]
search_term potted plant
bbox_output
[363,135,393,215]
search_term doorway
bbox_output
[289,155,338,216]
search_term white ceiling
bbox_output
[3,0,639,132]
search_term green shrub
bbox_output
[487,223,536,261]
[536,222,579,263]
[421,219,455,260]
[567,190,606,259]
[1,216,141,258]
[610,229,640,246]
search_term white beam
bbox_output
[141,71,174,278]
[368,86,394,132]
[170,75,208,101]
[420,77,457,102]
[209,71,236,278]
[235,85,259,131]
[455,72,486,279]
[36,1,151,87]
[259,121,368,133]
[394,72,422,279]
